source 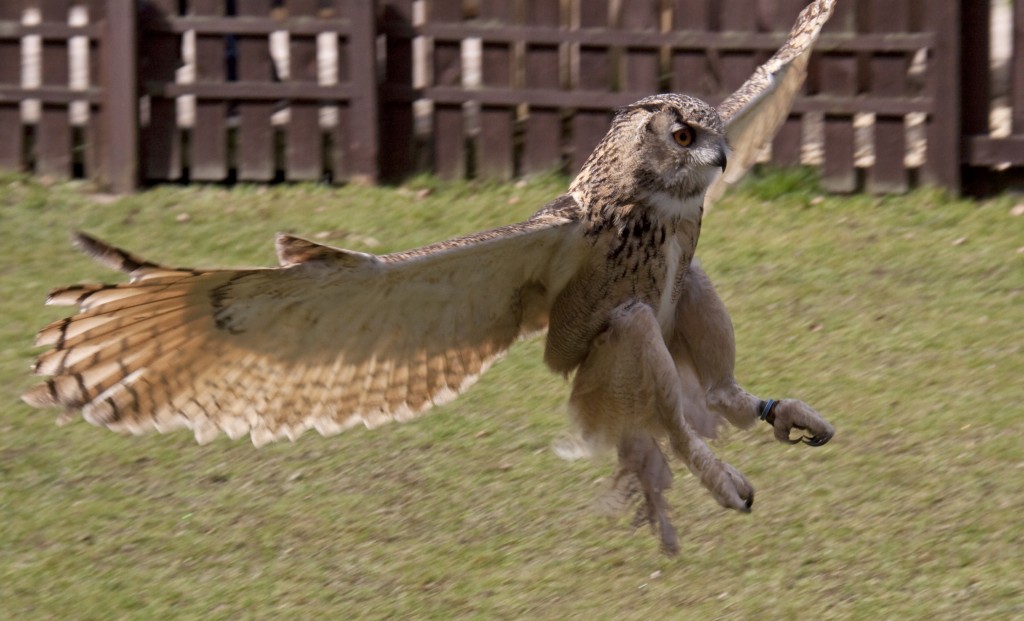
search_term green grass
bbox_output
[1,169,1022,620]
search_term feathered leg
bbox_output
[569,301,754,555]
[612,433,678,555]
[671,263,835,446]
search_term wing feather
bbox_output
[24,198,583,445]
[705,0,837,207]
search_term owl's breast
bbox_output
[655,235,685,331]
[543,214,694,373]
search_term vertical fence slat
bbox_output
[522,0,562,175]
[959,0,989,140]
[768,0,809,167]
[669,0,713,95]
[331,0,351,182]
[477,0,514,180]
[572,0,612,175]
[38,0,72,179]
[957,0,988,194]
[191,0,228,181]
[431,1,465,179]
[619,0,659,93]
[140,0,182,182]
[717,0,764,168]
[345,0,377,182]
[718,0,759,93]
[236,0,274,181]
[377,0,414,182]
[101,0,137,192]
[285,0,322,181]
[0,3,23,171]
[772,113,804,167]
[865,0,909,193]
[923,0,959,191]
[86,0,106,182]
[819,1,857,192]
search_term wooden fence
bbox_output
[0,0,1012,195]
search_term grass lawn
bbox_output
[1,170,1021,620]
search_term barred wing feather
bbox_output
[23,202,582,446]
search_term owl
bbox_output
[24,0,837,554]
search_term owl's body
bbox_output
[23,1,839,555]
[545,94,723,372]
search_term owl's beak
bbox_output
[715,150,728,173]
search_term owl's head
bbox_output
[622,94,728,196]
[572,93,729,204]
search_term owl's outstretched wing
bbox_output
[705,0,837,206]
[23,197,583,446]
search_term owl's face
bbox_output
[570,94,730,213]
[618,94,729,200]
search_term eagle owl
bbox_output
[23,0,837,554]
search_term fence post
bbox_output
[347,0,379,184]
[0,3,22,172]
[865,0,910,194]
[235,0,274,182]
[923,0,961,192]
[521,0,563,176]
[377,0,415,182]
[477,0,515,180]
[190,0,228,182]
[428,0,466,180]
[819,1,858,193]
[38,0,73,180]
[101,0,138,192]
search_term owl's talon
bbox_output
[767,399,834,447]
[703,458,754,513]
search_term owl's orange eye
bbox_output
[673,126,695,147]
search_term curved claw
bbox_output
[802,432,832,447]
[788,423,833,446]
